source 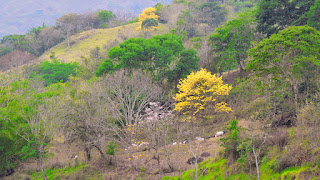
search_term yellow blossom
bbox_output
[173,68,232,121]
[136,7,159,30]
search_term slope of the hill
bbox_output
[39,23,170,62]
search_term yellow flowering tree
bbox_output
[173,68,232,122]
[137,7,159,30]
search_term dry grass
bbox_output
[39,23,170,63]
[7,134,222,180]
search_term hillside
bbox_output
[2,0,320,179]
[39,23,170,62]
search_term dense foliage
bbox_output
[256,0,315,37]
[247,26,320,114]
[173,68,232,120]
[0,81,62,177]
[210,9,258,72]
[29,59,79,86]
[96,33,199,86]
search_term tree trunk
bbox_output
[165,150,174,172]
[156,149,161,179]
[38,145,48,180]
[238,60,246,72]
[67,30,70,48]
[94,145,106,159]
[85,147,91,162]
[253,144,260,180]
[293,78,298,114]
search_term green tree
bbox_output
[247,26,320,114]
[0,45,13,56]
[167,49,199,87]
[0,81,62,179]
[0,34,29,51]
[141,18,159,29]
[257,0,315,37]
[196,2,227,28]
[221,120,241,159]
[307,0,320,30]
[210,9,258,72]
[98,10,115,28]
[29,59,79,86]
[96,33,198,86]
[0,86,28,175]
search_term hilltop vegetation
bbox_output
[1,0,320,179]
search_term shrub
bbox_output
[29,59,79,86]
[221,120,241,160]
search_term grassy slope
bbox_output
[39,22,170,62]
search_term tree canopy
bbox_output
[210,9,257,72]
[173,68,232,121]
[256,0,315,37]
[29,59,79,86]
[247,26,320,112]
[96,33,199,86]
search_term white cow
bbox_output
[215,131,224,137]
[139,142,149,147]
[196,137,205,141]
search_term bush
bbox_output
[267,131,289,150]
[29,59,79,86]
[221,120,241,160]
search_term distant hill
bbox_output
[0,0,171,38]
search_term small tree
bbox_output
[56,13,81,48]
[220,120,240,160]
[137,7,159,30]
[98,10,115,28]
[3,81,61,180]
[173,69,232,136]
[29,59,79,86]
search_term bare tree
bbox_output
[56,13,82,48]
[96,70,163,169]
[61,85,109,162]
[142,102,175,177]
[80,11,100,29]
[60,70,162,165]
[38,26,63,51]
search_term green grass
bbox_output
[162,158,252,180]
[259,157,320,180]
[39,23,169,63]
[30,164,101,180]
[163,155,320,180]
